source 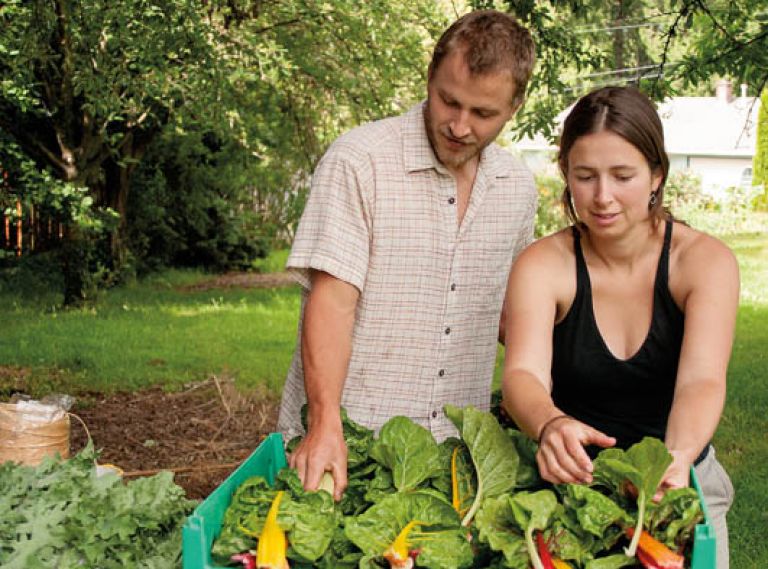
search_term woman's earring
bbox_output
[649,191,658,208]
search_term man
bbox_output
[277,9,537,500]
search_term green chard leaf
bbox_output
[561,484,630,539]
[475,495,529,569]
[585,553,639,568]
[369,415,443,492]
[592,437,673,558]
[444,405,520,526]
[646,487,703,549]
[506,428,541,488]
[344,490,472,569]
[508,490,559,569]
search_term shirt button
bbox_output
[438,369,445,377]
[448,197,455,205]
[450,283,456,291]
[432,410,438,418]
[445,327,451,335]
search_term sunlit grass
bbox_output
[0,268,300,395]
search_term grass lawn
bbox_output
[1,231,766,565]
[0,268,300,395]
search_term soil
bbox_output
[178,271,297,291]
[4,271,296,500]
[69,376,280,500]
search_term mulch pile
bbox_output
[178,271,296,291]
[69,376,280,500]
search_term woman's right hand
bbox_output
[536,416,616,484]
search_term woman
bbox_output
[501,86,737,567]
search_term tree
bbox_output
[0,0,215,301]
[477,1,768,136]
[754,88,768,208]
[1,0,448,299]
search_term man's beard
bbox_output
[423,103,481,170]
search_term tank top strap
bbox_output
[572,226,588,278]
[655,220,673,288]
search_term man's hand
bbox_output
[289,418,348,502]
[536,416,616,485]
[295,270,358,502]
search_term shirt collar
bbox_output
[401,101,510,179]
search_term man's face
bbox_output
[425,49,517,173]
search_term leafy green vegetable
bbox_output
[215,410,703,568]
[560,485,629,540]
[444,405,520,526]
[592,437,673,558]
[212,470,339,565]
[508,490,559,569]
[369,416,443,492]
[646,487,703,550]
[584,554,637,569]
[344,490,473,569]
[475,495,529,569]
[506,427,541,489]
[0,443,195,569]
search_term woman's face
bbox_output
[566,129,662,235]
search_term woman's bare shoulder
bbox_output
[672,222,737,272]
[516,228,574,268]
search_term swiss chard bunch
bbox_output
[215,410,703,569]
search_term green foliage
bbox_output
[0,0,214,300]
[0,444,196,568]
[127,129,267,273]
[591,438,673,557]
[754,88,768,208]
[346,491,473,569]
[224,413,701,568]
[665,168,768,236]
[445,404,521,526]
[368,416,443,492]
[533,173,568,237]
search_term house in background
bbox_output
[513,80,761,200]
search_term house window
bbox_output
[740,167,753,188]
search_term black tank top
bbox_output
[551,221,685,456]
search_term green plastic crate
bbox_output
[182,433,287,569]
[182,433,716,569]
[690,467,717,569]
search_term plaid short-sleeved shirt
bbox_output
[277,103,537,441]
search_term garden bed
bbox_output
[69,377,279,499]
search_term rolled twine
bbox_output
[0,401,71,466]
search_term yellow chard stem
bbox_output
[256,490,290,569]
[384,520,424,569]
[451,447,462,515]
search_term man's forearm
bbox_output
[301,271,359,429]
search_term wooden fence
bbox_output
[1,200,65,258]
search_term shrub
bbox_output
[534,174,568,237]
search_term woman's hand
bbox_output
[536,416,616,484]
[653,449,692,501]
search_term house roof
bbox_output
[513,94,761,158]
[658,96,759,157]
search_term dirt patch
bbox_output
[178,271,297,292]
[69,376,280,500]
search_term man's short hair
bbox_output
[429,9,536,110]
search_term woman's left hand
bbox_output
[654,450,693,502]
